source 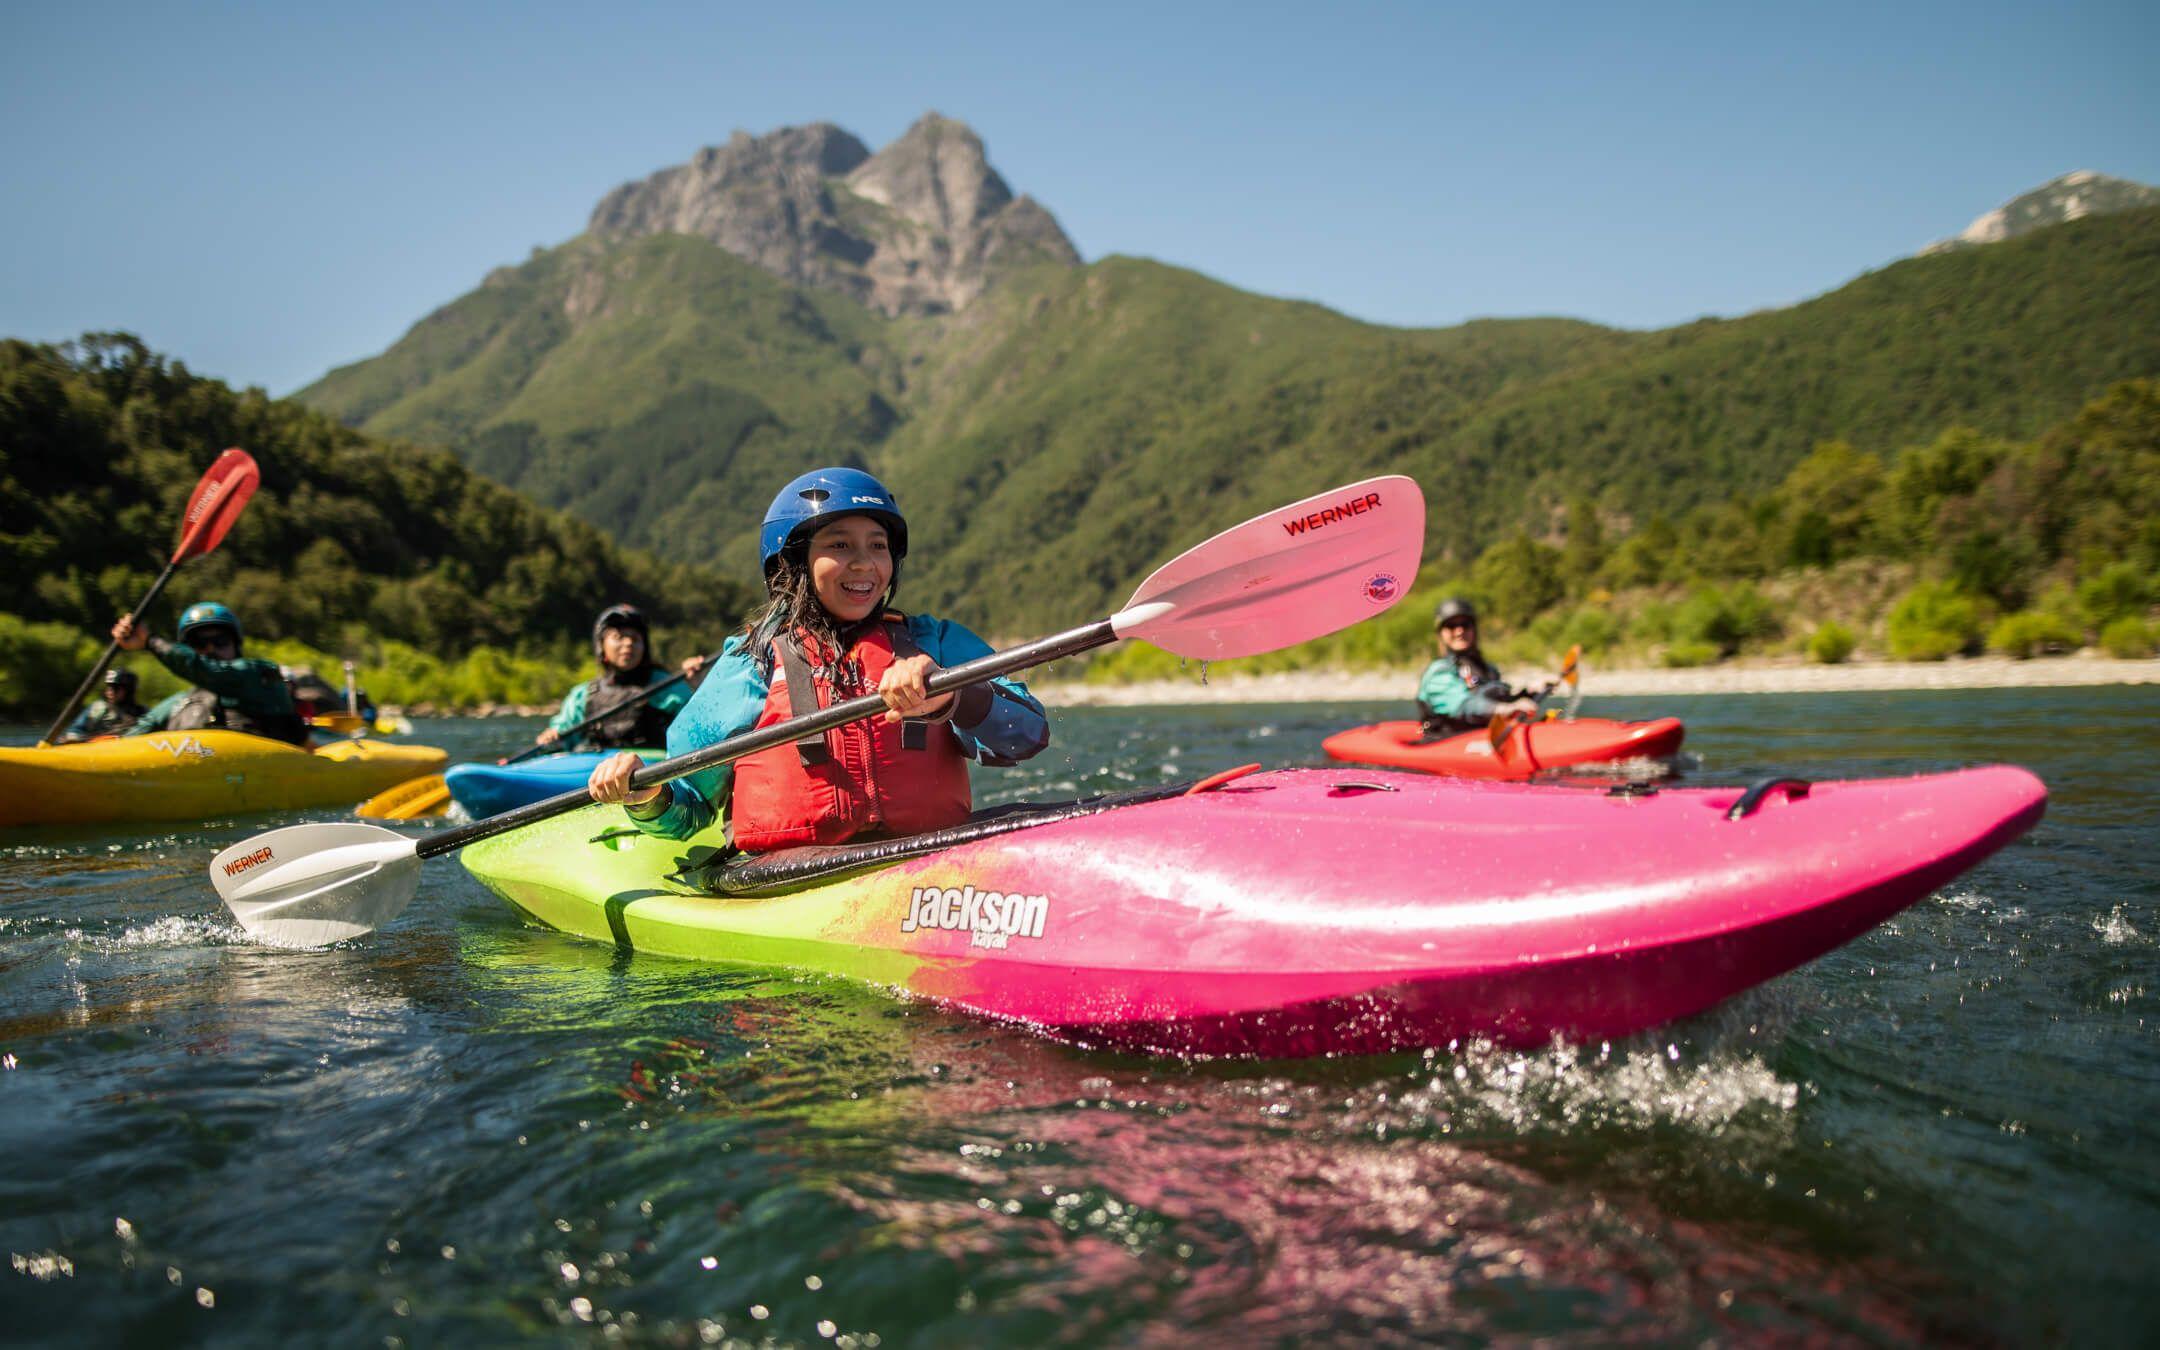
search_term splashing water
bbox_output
[2093,905,2142,945]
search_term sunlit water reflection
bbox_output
[4,687,2157,1342]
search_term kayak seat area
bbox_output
[691,779,1199,897]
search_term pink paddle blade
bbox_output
[1114,475,1425,659]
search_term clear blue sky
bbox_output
[4,1,2154,395]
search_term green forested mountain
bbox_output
[304,204,2160,633]
[1083,376,2160,681]
[300,234,908,564]
[0,335,753,698]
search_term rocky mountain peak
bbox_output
[846,112,1013,234]
[1922,170,2160,254]
[587,114,1079,316]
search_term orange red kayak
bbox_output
[1321,716,1685,779]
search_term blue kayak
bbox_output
[444,750,660,819]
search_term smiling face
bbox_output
[599,625,646,672]
[807,515,894,624]
[1437,617,1477,656]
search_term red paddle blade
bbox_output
[171,448,261,563]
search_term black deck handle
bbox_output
[1726,776,1812,821]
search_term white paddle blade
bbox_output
[210,822,421,948]
[1111,476,1426,659]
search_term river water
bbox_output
[3,688,2156,1345]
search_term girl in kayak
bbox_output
[1417,598,1555,737]
[57,668,149,742]
[586,468,1049,849]
[111,602,308,745]
[535,604,700,753]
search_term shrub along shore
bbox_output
[1039,654,2160,708]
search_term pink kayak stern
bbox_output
[881,766,2047,1056]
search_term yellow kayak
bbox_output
[0,731,449,827]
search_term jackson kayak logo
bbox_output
[901,884,1049,949]
[1282,490,1383,537]
[1363,571,1399,605]
[221,847,273,878]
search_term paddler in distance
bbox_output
[534,604,703,754]
[1416,598,1559,738]
[111,601,308,745]
[56,668,149,742]
[284,665,378,726]
[586,467,1049,849]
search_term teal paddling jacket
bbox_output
[547,667,693,745]
[127,638,299,737]
[1416,652,1517,722]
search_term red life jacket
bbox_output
[730,618,973,852]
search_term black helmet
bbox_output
[592,603,650,655]
[1433,598,1478,630]
[105,668,138,695]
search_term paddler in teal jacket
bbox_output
[57,668,149,741]
[1416,598,1552,737]
[535,604,699,753]
[585,468,1048,848]
[112,602,308,745]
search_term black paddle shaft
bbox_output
[416,619,1119,860]
[40,557,181,745]
[499,648,723,766]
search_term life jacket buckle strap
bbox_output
[776,636,832,767]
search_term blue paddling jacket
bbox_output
[624,614,1049,842]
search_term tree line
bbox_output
[0,334,755,714]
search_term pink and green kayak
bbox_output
[461,764,2044,1058]
[1322,716,1686,779]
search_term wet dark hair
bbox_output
[740,554,889,680]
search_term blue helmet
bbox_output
[757,467,908,582]
[177,601,243,647]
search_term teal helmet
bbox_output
[177,601,243,648]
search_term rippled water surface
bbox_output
[4,688,2157,1345]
